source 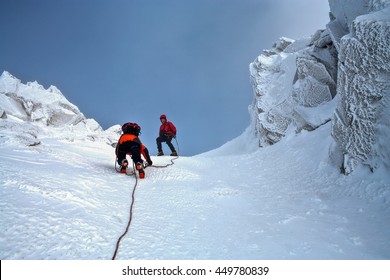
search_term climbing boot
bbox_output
[136,162,145,179]
[120,159,128,173]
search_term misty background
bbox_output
[0,0,329,155]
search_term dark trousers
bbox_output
[156,135,176,153]
[116,142,142,166]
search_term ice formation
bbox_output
[0,71,119,146]
[249,0,390,174]
[330,2,390,174]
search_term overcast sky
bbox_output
[0,0,330,155]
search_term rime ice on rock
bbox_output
[331,6,390,174]
[0,71,83,126]
[0,71,119,146]
[249,32,338,146]
[249,0,390,174]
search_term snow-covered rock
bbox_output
[0,71,120,146]
[330,4,390,174]
[249,32,338,146]
[249,0,390,174]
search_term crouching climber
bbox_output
[115,122,153,178]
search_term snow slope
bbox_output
[1,120,389,260]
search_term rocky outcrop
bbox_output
[249,0,390,174]
[0,71,119,146]
[330,4,390,174]
[249,31,338,146]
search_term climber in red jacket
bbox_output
[156,114,177,156]
[116,122,153,178]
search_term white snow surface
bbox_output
[1,92,390,259]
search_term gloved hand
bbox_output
[147,160,153,166]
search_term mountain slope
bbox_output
[1,121,389,260]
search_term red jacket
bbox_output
[159,121,176,137]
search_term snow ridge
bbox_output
[0,71,119,146]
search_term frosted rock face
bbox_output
[331,7,390,174]
[328,0,390,29]
[0,71,118,145]
[249,33,338,146]
[0,71,84,127]
[327,0,390,51]
[249,0,390,174]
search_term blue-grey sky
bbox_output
[0,0,329,155]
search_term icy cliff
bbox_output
[0,71,119,146]
[330,3,390,174]
[249,32,338,145]
[249,0,390,174]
